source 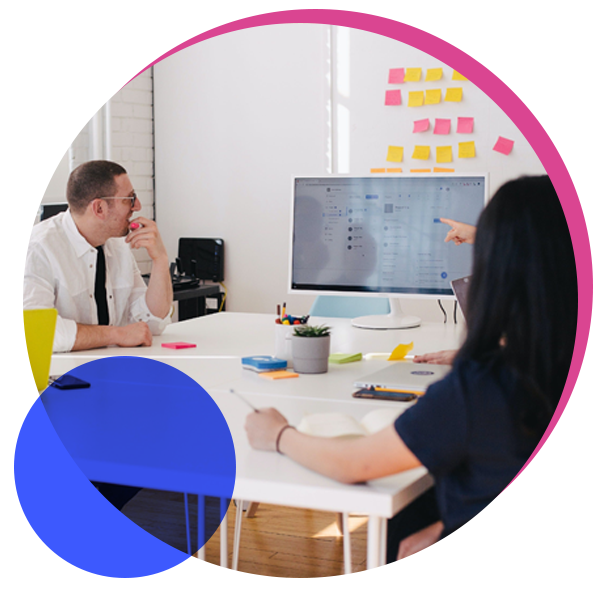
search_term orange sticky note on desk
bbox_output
[388,341,414,361]
[259,371,299,380]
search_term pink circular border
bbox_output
[135,9,592,474]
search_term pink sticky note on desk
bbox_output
[161,342,197,349]
[433,119,451,135]
[413,118,430,133]
[493,136,515,155]
[388,68,405,84]
[385,89,402,105]
[457,117,474,134]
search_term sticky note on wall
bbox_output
[425,89,442,105]
[413,118,430,133]
[436,146,453,163]
[388,68,405,84]
[385,90,402,105]
[408,91,424,107]
[425,68,443,81]
[445,88,463,102]
[404,68,422,82]
[458,141,476,158]
[386,146,404,162]
[412,145,430,160]
[452,70,468,81]
[434,119,451,135]
[457,117,474,133]
[493,136,515,155]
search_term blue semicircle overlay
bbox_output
[14,357,236,578]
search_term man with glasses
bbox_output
[24,160,173,352]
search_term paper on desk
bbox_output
[388,342,414,361]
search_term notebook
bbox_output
[353,361,451,393]
[23,308,57,392]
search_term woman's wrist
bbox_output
[275,424,295,454]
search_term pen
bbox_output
[230,389,259,412]
[372,386,424,396]
[281,302,286,321]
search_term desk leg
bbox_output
[342,512,352,574]
[379,518,387,568]
[184,493,191,556]
[232,500,244,571]
[220,497,229,568]
[197,495,205,561]
[367,516,382,569]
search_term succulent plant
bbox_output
[293,324,331,337]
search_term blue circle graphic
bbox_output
[14,357,236,577]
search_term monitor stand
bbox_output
[351,298,421,330]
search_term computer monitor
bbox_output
[289,174,488,329]
[40,203,68,221]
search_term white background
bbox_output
[2,1,598,598]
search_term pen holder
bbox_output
[274,324,300,367]
[291,335,331,374]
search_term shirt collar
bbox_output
[62,209,97,258]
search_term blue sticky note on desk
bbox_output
[242,356,287,372]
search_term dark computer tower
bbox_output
[178,238,224,282]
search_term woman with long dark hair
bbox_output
[245,175,577,561]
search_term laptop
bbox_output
[450,275,471,322]
[23,308,57,392]
[353,361,451,394]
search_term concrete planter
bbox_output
[291,335,331,374]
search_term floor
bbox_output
[122,489,369,577]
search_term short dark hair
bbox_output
[66,160,127,213]
[456,175,577,436]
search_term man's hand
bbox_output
[125,217,168,263]
[397,521,444,560]
[413,350,457,365]
[440,218,476,245]
[114,322,153,347]
[245,408,289,452]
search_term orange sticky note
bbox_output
[386,168,403,173]
[436,146,453,163]
[434,167,455,173]
[412,145,430,160]
[458,141,476,158]
[386,146,404,163]
[452,70,468,81]
[445,88,463,102]
[385,89,402,106]
[371,168,386,173]
[404,68,422,82]
[410,169,431,173]
[408,91,424,107]
[259,370,299,380]
[425,68,443,81]
[425,89,442,105]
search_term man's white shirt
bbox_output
[24,210,170,352]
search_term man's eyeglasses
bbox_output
[100,192,138,208]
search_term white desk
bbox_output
[50,312,464,568]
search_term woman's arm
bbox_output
[245,408,422,484]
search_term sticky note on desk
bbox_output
[329,353,362,364]
[413,118,430,133]
[457,117,474,134]
[161,342,197,349]
[434,119,451,135]
[452,70,468,81]
[404,68,422,82]
[436,146,453,163]
[259,371,299,380]
[425,68,443,81]
[388,342,414,361]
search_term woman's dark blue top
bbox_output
[394,358,541,535]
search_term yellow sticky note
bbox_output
[412,145,430,160]
[408,91,424,107]
[436,146,453,163]
[424,89,442,105]
[458,141,476,158]
[386,146,404,163]
[426,68,443,81]
[370,168,385,173]
[404,68,422,82]
[445,87,463,102]
[452,70,468,81]
[388,341,414,361]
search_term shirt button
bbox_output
[89,264,93,268]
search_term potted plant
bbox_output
[291,325,332,374]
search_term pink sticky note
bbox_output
[388,68,405,84]
[457,117,474,134]
[433,119,451,135]
[161,342,197,349]
[413,118,430,133]
[493,136,515,155]
[385,89,402,106]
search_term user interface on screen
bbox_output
[291,176,486,296]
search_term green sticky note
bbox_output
[329,353,363,364]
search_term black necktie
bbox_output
[94,246,109,326]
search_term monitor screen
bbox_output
[290,175,487,298]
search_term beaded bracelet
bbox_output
[275,424,295,454]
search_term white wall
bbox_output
[154,24,545,321]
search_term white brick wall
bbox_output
[70,68,155,273]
